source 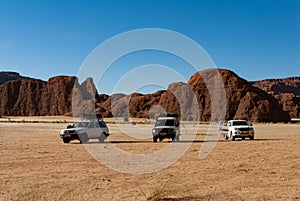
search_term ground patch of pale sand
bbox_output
[0,118,300,201]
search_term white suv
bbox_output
[60,120,109,143]
[219,120,254,141]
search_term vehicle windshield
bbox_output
[98,121,107,128]
[232,121,249,126]
[155,119,175,127]
[73,122,89,128]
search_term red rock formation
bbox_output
[0,79,46,116]
[94,69,290,122]
[188,69,290,122]
[0,76,97,116]
[253,77,300,118]
[43,76,76,115]
[274,93,300,119]
[72,77,99,117]
[252,77,300,95]
[0,70,293,122]
[0,71,32,85]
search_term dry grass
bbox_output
[140,179,171,201]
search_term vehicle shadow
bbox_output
[108,138,281,144]
[71,138,280,144]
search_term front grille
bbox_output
[158,128,174,134]
[239,128,250,132]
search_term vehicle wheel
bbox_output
[242,137,245,140]
[153,136,158,142]
[230,133,235,141]
[98,133,106,143]
[224,134,228,140]
[63,138,70,143]
[175,134,180,142]
[249,136,254,140]
[80,133,88,144]
[159,137,163,142]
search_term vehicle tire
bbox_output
[80,133,88,144]
[63,138,70,143]
[159,137,163,142]
[98,133,106,143]
[249,136,254,140]
[171,135,176,142]
[242,137,245,140]
[153,136,158,142]
[230,133,235,141]
[224,134,228,140]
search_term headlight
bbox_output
[152,129,156,134]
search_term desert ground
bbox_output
[0,117,300,201]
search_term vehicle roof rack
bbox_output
[81,113,103,121]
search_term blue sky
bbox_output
[0,0,299,94]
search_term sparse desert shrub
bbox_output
[141,180,170,201]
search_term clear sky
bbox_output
[0,0,299,94]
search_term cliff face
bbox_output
[95,69,290,122]
[252,77,300,95]
[0,79,46,116]
[0,71,33,85]
[274,93,300,119]
[253,77,300,118]
[188,69,290,122]
[0,76,93,116]
[0,69,295,122]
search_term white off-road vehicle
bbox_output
[219,120,254,141]
[60,120,109,143]
[152,113,180,142]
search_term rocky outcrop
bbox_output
[0,71,32,85]
[42,76,76,115]
[188,69,290,122]
[253,77,300,118]
[0,69,294,122]
[0,79,46,116]
[252,77,300,95]
[72,77,99,117]
[274,93,300,119]
[95,93,127,118]
[0,76,98,116]
[94,69,290,122]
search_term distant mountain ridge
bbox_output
[0,71,33,85]
[0,69,299,121]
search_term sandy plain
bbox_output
[0,117,300,201]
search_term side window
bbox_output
[99,121,107,128]
[88,122,94,128]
